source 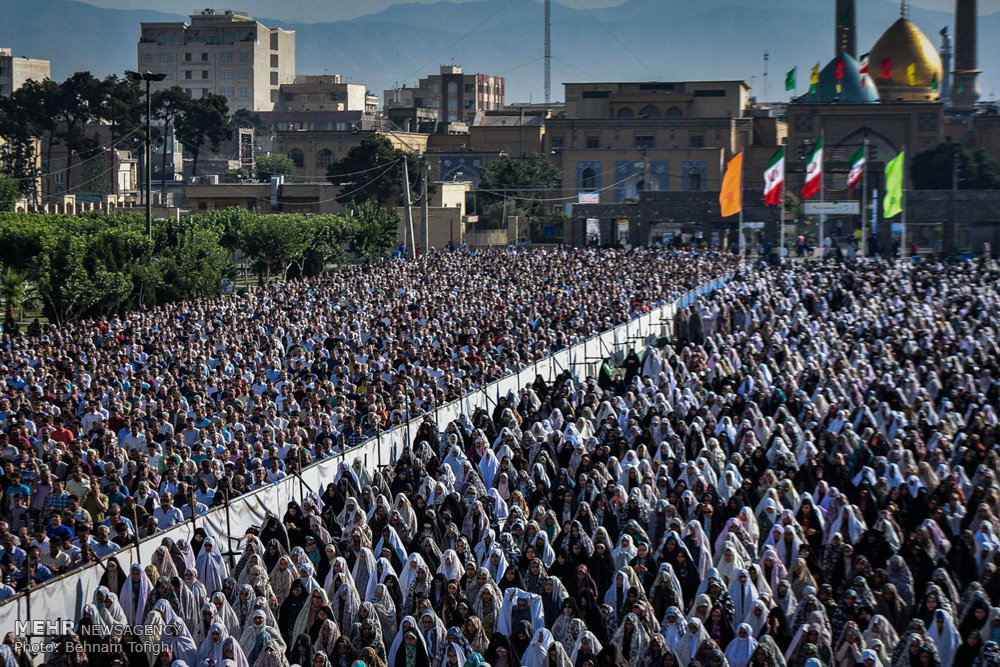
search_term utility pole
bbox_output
[763,51,769,102]
[402,159,416,259]
[860,136,869,257]
[544,0,552,106]
[125,70,166,237]
[422,160,430,254]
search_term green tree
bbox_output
[911,142,1000,190]
[0,176,19,212]
[346,200,400,263]
[326,134,429,207]
[151,86,193,188]
[477,154,562,217]
[239,213,309,279]
[231,109,272,137]
[151,218,232,302]
[0,266,34,325]
[6,79,61,201]
[255,153,295,182]
[55,72,107,193]
[174,92,232,177]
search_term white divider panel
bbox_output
[2,273,732,637]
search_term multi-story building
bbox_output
[383,65,504,124]
[276,75,377,114]
[547,80,784,247]
[0,48,50,96]
[548,81,782,203]
[137,9,295,112]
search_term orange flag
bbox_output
[719,152,743,217]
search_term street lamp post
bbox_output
[125,70,166,237]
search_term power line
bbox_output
[2,125,145,182]
[398,0,518,86]
[563,0,659,79]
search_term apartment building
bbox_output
[137,9,295,112]
[0,48,50,96]
[384,65,504,124]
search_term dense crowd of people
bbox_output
[0,247,733,594]
[7,251,1000,667]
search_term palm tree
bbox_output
[0,267,33,324]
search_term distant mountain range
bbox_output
[1,0,997,104]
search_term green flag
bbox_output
[785,68,796,91]
[838,7,851,28]
[884,151,905,219]
[931,73,938,91]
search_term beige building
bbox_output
[185,181,344,214]
[278,75,378,114]
[276,130,429,181]
[137,9,295,112]
[0,48,50,96]
[384,65,505,124]
[547,80,784,205]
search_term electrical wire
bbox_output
[3,125,145,182]
[397,0,518,86]
[563,0,660,79]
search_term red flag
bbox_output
[881,57,892,79]
[835,57,845,81]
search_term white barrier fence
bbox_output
[0,274,730,639]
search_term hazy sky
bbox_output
[72,0,1000,22]
[77,0,623,21]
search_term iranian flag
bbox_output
[764,147,784,205]
[800,138,823,200]
[847,145,865,190]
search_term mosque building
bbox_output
[785,0,995,253]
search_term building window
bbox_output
[239,52,249,64]
[666,106,683,118]
[220,71,234,80]
[270,54,279,68]
[201,53,209,62]
[185,53,192,62]
[159,53,173,63]
[581,167,597,190]
[185,88,193,96]
[793,115,813,133]
[317,149,333,169]
[270,33,279,50]
[144,54,154,64]
[464,84,474,94]
[551,136,564,149]
[639,105,661,118]
[219,52,233,64]
[288,149,304,168]
[617,107,635,119]
[239,70,248,82]
[270,72,278,85]
[635,136,655,150]
[687,167,702,191]
[202,71,209,80]
[690,135,704,148]
[918,113,938,132]
[185,71,192,80]
[163,72,173,81]
[586,136,600,149]
[238,88,249,98]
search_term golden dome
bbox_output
[868,17,943,102]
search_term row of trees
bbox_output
[0,205,398,326]
[0,73,244,201]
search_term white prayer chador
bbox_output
[497,588,545,635]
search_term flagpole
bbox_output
[901,144,907,260]
[819,128,825,259]
[779,153,786,258]
[738,152,745,259]
[860,137,869,258]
